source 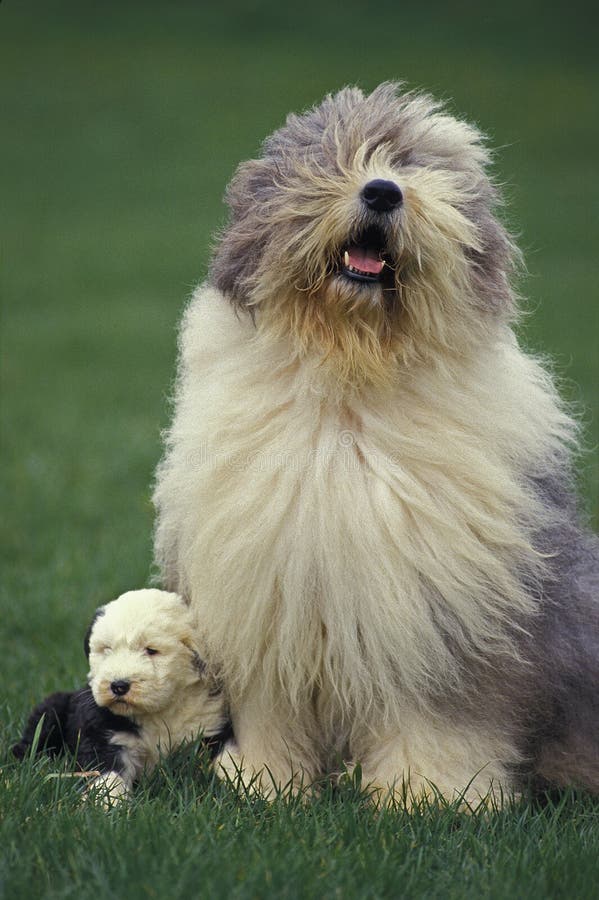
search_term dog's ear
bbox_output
[83,607,105,659]
[180,636,207,677]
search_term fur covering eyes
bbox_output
[153,82,599,807]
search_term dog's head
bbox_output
[85,589,211,718]
[211,82,515,383]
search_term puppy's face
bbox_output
[211,83,515,381]
[86,590,206,717]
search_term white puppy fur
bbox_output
[85,589,227,803]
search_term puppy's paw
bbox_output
[84,771,131,808]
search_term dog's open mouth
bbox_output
[340,225,389,284]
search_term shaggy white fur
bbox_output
[153,84,596,805]
[154,287,572,802]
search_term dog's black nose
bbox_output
[361,179,403,212]
[110,680,130,697]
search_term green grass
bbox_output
[1,2,598,898]
[3,752,599,900]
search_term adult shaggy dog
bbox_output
[153,83,599,805]
[14,590,229,803]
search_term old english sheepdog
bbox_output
[14,589,229,803]
[153,83,599,806]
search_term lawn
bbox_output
[1,2,598,898]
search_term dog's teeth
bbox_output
[344,251,350,267]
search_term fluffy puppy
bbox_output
[13,589,229,803]
[153,83,599,806]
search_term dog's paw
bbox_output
[360,771,517,813]
[84,771,131,809]
[214,741,308,800]
[214,742,275,798]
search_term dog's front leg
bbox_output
[81,734,140,808]
[215,685,317,798]
[351,716,519,810]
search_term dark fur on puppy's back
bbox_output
[12,688,139,772]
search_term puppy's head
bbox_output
[85,589,209,718]
[211,82,515,383]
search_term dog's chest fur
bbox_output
[110,713,201,779]
[154,286,571,727]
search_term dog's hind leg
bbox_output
[529,530,599,794]
[535,610,599,791]
[351,714,521,810]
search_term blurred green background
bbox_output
[1,0,597,704]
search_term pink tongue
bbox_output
[347,246,384,275]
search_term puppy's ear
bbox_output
[180,636,207,677]
[83,607,105,659]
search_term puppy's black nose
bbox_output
[110,680,130,697]
[361,179,403,212]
